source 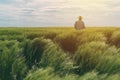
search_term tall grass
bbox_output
[111,31,120,47]
[0,27,120,80]
[40,39,73,75]
[24,67,120,80]
[54,32,79,54]
[0,40,27,80]
[73,41,120,74]
[22,38,48,69]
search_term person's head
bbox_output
[78,16,82,20]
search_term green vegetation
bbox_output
[0,27,120,80]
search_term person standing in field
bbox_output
[74,16,85,30]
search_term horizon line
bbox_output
[0,26,120,28]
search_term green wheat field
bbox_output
[0,27,120,80]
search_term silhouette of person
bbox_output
[74,16,85,30]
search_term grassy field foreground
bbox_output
[0,27,120,80]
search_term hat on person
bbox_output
[78,16,82,20]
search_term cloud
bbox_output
[0,0,120,27]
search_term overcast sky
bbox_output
[0,0,120,27]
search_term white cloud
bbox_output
[0,0,120,26]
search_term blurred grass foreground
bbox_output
[0,27,120,80]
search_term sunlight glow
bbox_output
[0,0,120,26]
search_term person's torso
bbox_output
[75,20,84,29]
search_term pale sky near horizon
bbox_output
[0,0,120,27]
